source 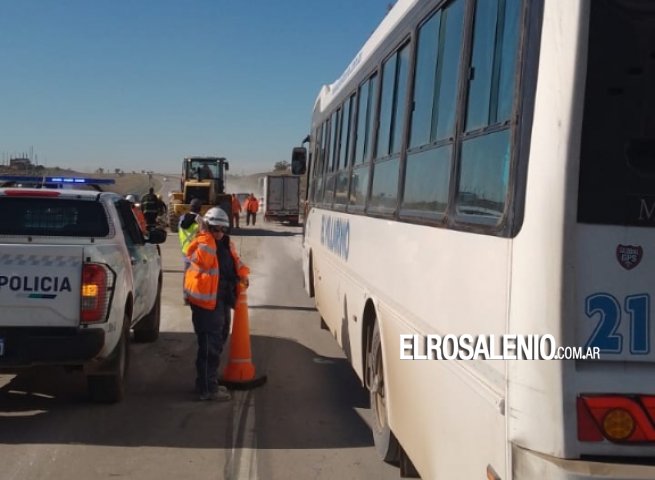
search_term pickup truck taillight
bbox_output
[81,263,110,324]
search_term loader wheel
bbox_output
[169,212,180,232]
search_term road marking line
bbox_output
[225,390,258,480]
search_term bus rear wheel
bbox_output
[368,322,400,464]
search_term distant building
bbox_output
[10,157,32,170]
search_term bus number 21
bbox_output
[585,293,650,354]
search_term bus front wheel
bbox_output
[368,322,400,464]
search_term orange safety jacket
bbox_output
[132,205,148,235]
[183,231,250,310]
[231,197,241,214]
[246,197,259,213]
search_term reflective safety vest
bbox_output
[141,193,159,214]
[178,218,199,255]
[132,205,148,235]
[183,232,250,310]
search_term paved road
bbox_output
[0,221,400,480]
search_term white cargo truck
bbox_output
[263,175,300,225]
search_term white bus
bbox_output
[291,0,655,478]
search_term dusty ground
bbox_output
[0,168,292,200]
[94,173,162,197]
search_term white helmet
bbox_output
[125,194,137,203]
[203,207,230,227]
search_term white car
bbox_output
[0,188,166,403]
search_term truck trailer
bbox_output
[263,175,300,225]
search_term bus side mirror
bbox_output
[291,147,307,175]
[225,162,229,171]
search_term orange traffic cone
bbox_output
[220,281,267,389]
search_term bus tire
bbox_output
[399,446,420,478]
[309,254,317,298]
[368,321,400,464]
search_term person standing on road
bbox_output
[178,198,203,303]
[184,207,250,401]
[126,194,148,236]
[231,194,241,229]
[245,193,259,226]
[141,188,159,229]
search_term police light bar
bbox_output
[47,176,115,185]
[0,175,115,185]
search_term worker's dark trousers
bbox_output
[144,211,158,227]
[232,214,240,228]
[246,212,257,226]
[191,301,230,395]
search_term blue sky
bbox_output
[0,0,394,174]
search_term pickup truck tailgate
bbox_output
[0,245,82,327]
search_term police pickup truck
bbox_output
[0,186,166,403]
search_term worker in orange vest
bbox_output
[184,207,249,401]
[245,193,259,226]
[231,194,241,229]
[126,194,148,236]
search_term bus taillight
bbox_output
[602,408,635,441]
[578,395,655,443]
[577,397,604,441]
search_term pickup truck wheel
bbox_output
[133,283,161,343]
[88,317,130,403]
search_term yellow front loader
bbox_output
[168,157,232,232]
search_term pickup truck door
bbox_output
[116,201,151,322]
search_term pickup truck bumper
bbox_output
[0,327,105,368]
